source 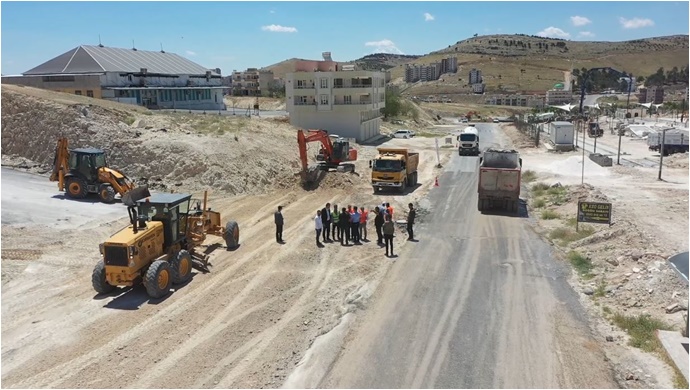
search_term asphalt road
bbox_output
[319,124,618,388]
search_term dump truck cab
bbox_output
[370,148,420,193]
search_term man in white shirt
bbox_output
[315,210,323,247]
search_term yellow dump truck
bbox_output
[369,147,420,193]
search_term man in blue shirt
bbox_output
[350,207,361,244]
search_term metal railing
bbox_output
[333,84,373,89]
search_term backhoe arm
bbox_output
[50,137,70,191]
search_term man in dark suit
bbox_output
[321,203,332,242]
[275,205,284,243]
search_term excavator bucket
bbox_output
[121,185,151,207]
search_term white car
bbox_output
[493,118,500,123]
[391,129,416,139]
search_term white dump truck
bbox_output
[458,126,480,156]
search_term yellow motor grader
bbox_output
[92,190,240,299]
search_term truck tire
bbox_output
[92,260,115,294]
[224,221,240,249]
[413,172,418,186]
[170,250,193,285]
[98,184,116,203]
[399,180,407,194]
[144,260,172,299]
[477,199,483,211]
[66,177,88,199]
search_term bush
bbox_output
[549,226,594,245]
[567,251,593,276]
[522,170,537,183]
[533,198,546,208]
[612,313,672,353]
[541,209,560,220]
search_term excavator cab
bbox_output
[331,139,350,161]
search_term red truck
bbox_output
[478,149,522,213]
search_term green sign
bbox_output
[554,83,564,89]
[577,201,612,225]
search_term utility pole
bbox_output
[658,128,667,181]
[618,74,632,165]
[581,118,586,185]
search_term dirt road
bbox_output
[1,136,452,388]
[307,124,618,388]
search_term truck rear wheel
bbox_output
[144,260,173,299]
[92,260,115,294]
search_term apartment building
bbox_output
[637,86,664,104]
[286,58,385,142]
[469,68,482,85]
[404,56,457,83]
[472,83,485,94]
[486,94,544,108]
[1,44,225,110]
[545,89,573,105]
[230,68,275,96]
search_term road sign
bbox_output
[577,201,612,228]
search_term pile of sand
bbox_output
[663,152,689,169]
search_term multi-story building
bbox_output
[1,44,225,110]
[486,94,544,108]
[637,86,664,104]
[230,68,275,96]
[404,57,457,83]
[286,58,385,142]
[469,68,482,85]
[545,88,573,105]
[472,84,485,94]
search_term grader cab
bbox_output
[92,191,240,299]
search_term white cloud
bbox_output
[536,26,571,39]
[424,12,434,21]
[619,17,654,29]
[578,31,595,38]
[185,50,197,56]
[261,24,298,33]
[269,9,275,14]
[570,16,592,26]
[364,39,404,54]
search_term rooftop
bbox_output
[23,45,219,76]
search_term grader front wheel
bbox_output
[92,260,115,294]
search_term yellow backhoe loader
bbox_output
[92,189,240,299]
[50,137,146,204]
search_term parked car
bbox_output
[493,118,500,123]
[391,129,416,139]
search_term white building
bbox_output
[469,68,482,85]
[472,84,485,94]
[1,45,224,110]
[546,89,573,105]
[286,59,385,142]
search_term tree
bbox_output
[382,90,402,119]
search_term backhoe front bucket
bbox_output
[121,185,151,206]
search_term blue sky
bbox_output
[1,1,688,76]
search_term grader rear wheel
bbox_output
[171,250,193,285]
[144,260,172,299]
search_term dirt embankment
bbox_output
[1,88,301,195]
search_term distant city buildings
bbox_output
[404,56,458,83]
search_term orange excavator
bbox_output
[297,129,357,183]
[50,137,148,204]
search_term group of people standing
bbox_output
[274,202,416,258]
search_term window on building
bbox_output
[296,96,308,104]
[320,94,329,105]
[86,90,94,98]
[344,95,352,104]
[320,78,328,88]
[297,80,305,88]
[128,74,133,82]
[74,90,82,96]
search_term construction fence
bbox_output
[513,116,540,147]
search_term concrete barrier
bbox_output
[589,153,613,167]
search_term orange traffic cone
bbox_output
[434,177,439,187]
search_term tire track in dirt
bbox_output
[5,191,331,388]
